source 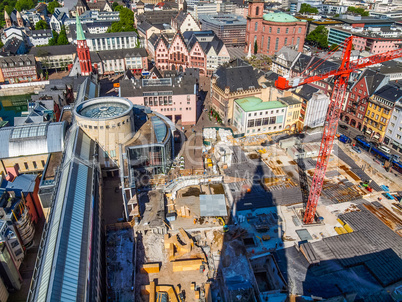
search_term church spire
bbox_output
[76,14,86,41]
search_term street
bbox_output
[337,120,402,159]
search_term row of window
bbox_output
[247,116,281,127]
[246,125,282,134]
[247,108,285,117]
[368,102,391,115]
[254,23,303,35]
[24,160,46,170]
[82,118,130,130]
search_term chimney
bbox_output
[5,164,20,181]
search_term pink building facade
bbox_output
[153,31,230,75]
[119,76,197,125]
[245,0,307,55]
[353,36,401,54]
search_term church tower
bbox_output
[16,10,24,27]
[4,10,11,28]
[76,15,92,76]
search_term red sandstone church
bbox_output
[245,0,307,56]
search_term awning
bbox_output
[366,129,372,134]
[373,134,380,139]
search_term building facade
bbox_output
[384,101,402,153]
[341,69,388,131]
[120,76,197,125]
[233,97,287,135]
[198,14,247,46]
[29,45,77,71]
[91,48,148,75]
[279,95,302,132]
[0,55,39,83]
[211,59,264,125]
[154,31,229,75]
[245,1,307,55]
[328,26,402,54]
[363,84,402,142]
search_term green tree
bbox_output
[107,7,136,32]
[47,0,61,14]
[330,44,339,51]
[48,30,58,45]
[254,40,258,54]
[347,6,369,16]
[334,13,340,17]
[35,19,49,30]
[57,26,68,45]
[15,0,35,11]
[299,3,318,14]
[0,40,3,48]
[306,25,328,48]
[112,2,120,10]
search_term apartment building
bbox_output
[363,84,402,142]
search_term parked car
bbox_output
[339,124,348,130]
[352,146,362,154]
[379,145,391,154]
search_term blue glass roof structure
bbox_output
[151,116,167,144]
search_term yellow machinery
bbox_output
[217,217,229,232]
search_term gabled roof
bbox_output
[90,48,148,61]
[294,84,319,100]
[373,83,402,103]
[149,66,162,78]
[291,53,311,74]
[276,46,299,63]
[360,69,388,96]
[184,31,225,55]
[169,31,187,52]
[214,61,262,92]
[155,34,170,48]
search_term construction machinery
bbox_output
[217,217,229,232]
[275,36,402,224]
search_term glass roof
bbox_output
[151,116,167,143]
[11,124,47,139]
[79,102,129,119]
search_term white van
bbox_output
[379,146,391,154]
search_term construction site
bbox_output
[103,123,402,302]
[104,37,402,302]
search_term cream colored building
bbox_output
[279,95,302,132]
[74,97,135,166]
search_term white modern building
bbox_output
[29,29,53,46]
[233,97,287,135]
[304,92,330,128]
[384,101,402,153]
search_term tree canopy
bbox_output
[47,0,61,14]
[35,19,49,30]
[107,7,136,32]
[347,6,369,16]
[15,0,35,11]
[0,0,17,28]
[112,2,120,10]
[299,3,318,14]
[48,30,58,45]
[306,25,328,48]
[57,26,69,45]
[48,27,68,45]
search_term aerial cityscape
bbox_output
[0,0,401,301]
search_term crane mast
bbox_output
[275,36,402,224]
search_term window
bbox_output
[297,37,300,46]
[41,160,45,167]
[275,37,279,51]
[255,22,258,32]
[256,6,259,15]
[248,119,255,127]
[269,27,272,33]
[263,26,265,32]
[298,27,302,33]
[33,161,37,169]
[284,38,287,45]
[267,37,270,50]
[375,114,379,120]
[24,162,28,169]
[261,36,264,49]
[277,28,280,34]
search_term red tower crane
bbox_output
[275,36,402,224]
